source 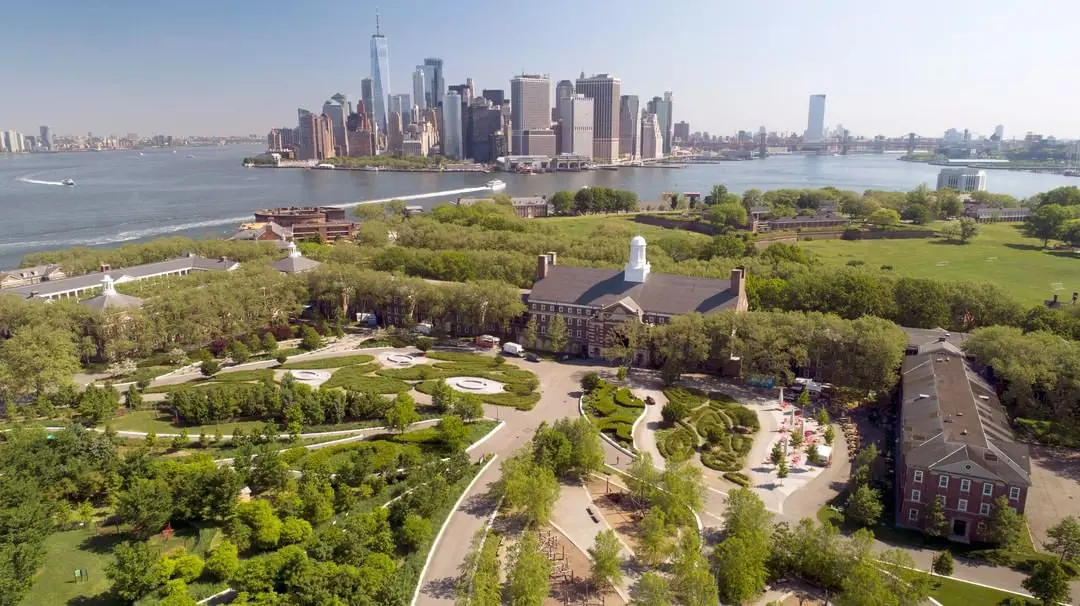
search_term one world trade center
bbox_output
[370,11,391,131]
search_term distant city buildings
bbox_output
[412,68,427,111]
[937,167,987,192]
[360,78,374,121]
[619,95,640,159]
[561,94,594,157]
[805,94,826,143]
[575,73,621,163]
[369,12,391,130]
[421,58,444,109]
[673,121,690,144]
[641,112,663,159]
[511,74,555,156]
[443,91,464,159]
[647,92,673,154]
[38,125,52,151]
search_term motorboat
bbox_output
[61,179,75,186]
[486,179,506,191]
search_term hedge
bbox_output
[723,472,751,487]
[213,368,275,383]
[663,387,708,410]
[280,354,374,370]
[657,425,697,461]
[322,368,411,393]
[427,352,500,366]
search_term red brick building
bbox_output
[896,338,1031,542]
[250,207,357,242]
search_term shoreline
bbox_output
[247,164,493,174]
[899,157,1079,175]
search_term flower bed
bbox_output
[584,381,645,450]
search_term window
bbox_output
[913,470,923,483]
[1010,487,1021,501]
[910,490,921,503]
[558,306,563,313]
[958,499,968,512]
[977,522,987,534]
[936,495,946,506]
[960,479,971,493]
[979,503,990,516]
[982,482,994,497]
[938,475,949,489]
[908,508,919,522]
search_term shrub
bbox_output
[322,370,411,394]
[581,372,602,393]
[204,541,239,581]
[275,353,288,365]
[723,472,751,487]
[614,388,644,408]
[200,360,220,377]
[661,400,690,425]
[415,337,433,352]
[299,326,324,351]
[657,425,697,461]
[663,387,707,410]
[494,355,506,365]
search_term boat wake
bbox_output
[16,176,67,186]
[331,185,492,208]
[0,216,248,251]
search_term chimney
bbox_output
[1073,292,1078,304]
[99,263,111,272]
[547,251,558,266]
[1053,294,1059,304]
[536,254,550,280]
[730,267,747,312]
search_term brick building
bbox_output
[525,236,748,360]
[896,337,1031,542]
[250,207,357,242]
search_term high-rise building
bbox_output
[641,112,663,160]
[993,124,1005,140]
[510,74,553,155]
[38,125,52,151]
[297,108,315,160]
[314,113,335,160]
[574,74,621,163]
[443,91,464,159]
[555,80,575,124]
[469,99,506,163]
[422,58,444,108]
[387,112,404,153]
[361,78,374,122]
[673,121,690,144]
[412,68,427,111]
[560,94,594,157]
[322,98,348,156]
[619,95,640,159]
[647,92,673,155]
[390,94,412,126]
[481,89,505,106]
[805,94,826,143]
[369,11,391,130]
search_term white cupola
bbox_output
[287,241,301,259]
[624,235,651,283]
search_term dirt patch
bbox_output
[542,525,626,606]
[585,477,644,548]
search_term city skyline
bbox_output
[3,1,1080,137]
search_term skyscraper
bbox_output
[574,74,621,163]
[641,112,663,160]
[510,74,553,156]
[468,98,506,163]
[390,94,412,126]
[322,98,348,157]
[673,121,690,144]
[361,78,374,122]
[422,58,444,109]
[561,94,594,157]
[38,125,52,151]
[806,94,826,143]
[647,93,673,155]
[412,68,427,110]
[555,80,575,123]
[369,11,391,130]
[619,96,640,159]
[481,89,505,106]
[297,108,315,160]
[443,91,464,159]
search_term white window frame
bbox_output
[1009,486,1021,501]
[936,495,946,506]
[960,479,971,493]
[979,503,991,516]
[908,508,919,522]
[913,470,923,483]
[958,498,968,512]
[938,475,949,489]
[911,489,921,503]
[982,482,993,497]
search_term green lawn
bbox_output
[109,409,270,435]
[927,575,1028,605]
[539,213,712,240]
[800,223,1078,306]
[22,528,117,605]
[280,354,375,370]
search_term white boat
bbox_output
[315,163,336,169]
[61,179,75,186]
[487,179,506,191]
[186,154,195,158]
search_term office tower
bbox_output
[314,114,335,160]
[469,99,505,163]
[619,95,640,159]
[993,124,1005,140]
[647,92,673,155]
[369,11,391,130]
[390,94,412,126]
[361,78,374,121]
[673,121,690,143]
[422,58,444,108]
[481,89,505,106]
[806,94,826,143]
[574,74,621,163]
[641,112,662,159]
[448,83,473,106]
[387,112,404,153]
[443,91,464,159]
[322,98,348,156]
[412,68,427,110]
[555,80,575,125]
[510,74,553,156]
[421,108,440,147]
[39,125,52,150]
[559,94,594,157]
[297,108,315,160]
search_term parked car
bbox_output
[524,353,539,362]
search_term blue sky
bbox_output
[4,0,1079,139]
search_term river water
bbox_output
[1,143,1076,269]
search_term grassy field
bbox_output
[800,223,1078,306]
[539,213,711,240]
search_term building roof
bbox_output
[900,343,1031,487]
[529,265,738,316]
[0,264,63,281]
[900,327,970,350]
[272,243,320,274]
[4,255,240,299]
[80,277,144,312]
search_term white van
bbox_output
[502,342,524,356]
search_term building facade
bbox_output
[510,74,553,155]
[520,130,556,158]
[641,112,663,160]
[806,94,826,143]
[442,91,464,159]
[361,78,374,122]
[937,168,987,192]
[575,74,621,163]
[619,95,640,159]
[321,99,348,157]
[468,100,506,163]
[412,67,426,111]
[560,94,594,158]
[482,89,505,106]
[647,93,673,155]
[369,15,391,130]
[896,339,1031,542]
[673,121,690,144]
[421,58,444,109]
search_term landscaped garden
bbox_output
[412,353,541,410]
[581,375,645,450]
[656,387,760,481]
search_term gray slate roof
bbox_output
[4,255,240,299]
[81,290,144,312]
[900,342,1030,487]
[272,255,321,274]
[528,266,738,316]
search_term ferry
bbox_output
[486,179,507,191]
[315,163,336,169]
[61,179,76,187]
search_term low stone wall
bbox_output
[633,214,721,236]
[842,229,937,241]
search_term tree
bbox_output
[500,455,560,527]
[227,339,250,364]
[0,324,80,399]
[118,478,173,538]
[851,442,878,487]
[671,532,718,606]
[626,452,662,509]
[661,399,690,425]
[1026,204,1071,247]
[145,429,157,449]
[845,484,883,528]
[637,507,672,566]
[261,332,278,355]
[398,513,432,552]
[589,529,623,590]
[551,191,575,215]
[722,488,772,542]
[932,550,954,577]
[520,317,539,351]
[164,550,204,582]
[708,184,729,205]
[958,217,980,243]
[630,572,673,606]
[659,460,706,528]
[866,207,900,227]
[506,531,551,606]
[171,429,189,451]
[702,234,746,259]
[200,359,220,377]
[124,384,144,409]
[987,495,1024,549]
[1023,560,1072,606]
[770,442,784,466]
[706,203,748,228]
[797,389,810,409]
[384,392,419,433]
[1045,516,1080,563]
[938,190,964,217]
[204,540,239,581]
[77,385,119,425]
[824,425,835,445]
[776,456,789,482]
[806,443,821,466]
[548,314,568,353]
[299,326,324,351]
[452,393,484,422]
[580,372,601,393]
[790,430,804,449]
[925,496,949,538]
[714,536,768,605]
[1061,219,1080,247]
[437,414,470,453]
[106,541,168,602]
[430,379,457,412]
